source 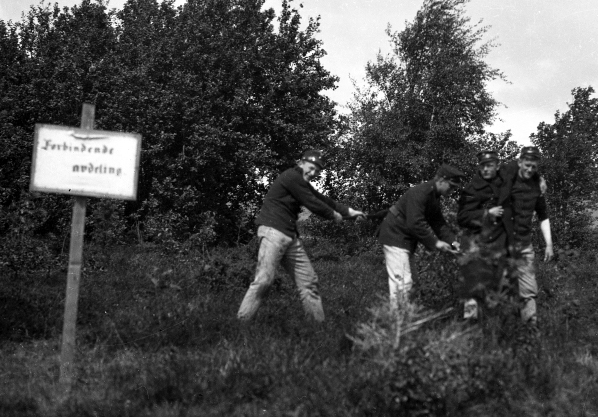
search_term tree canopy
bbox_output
[0,0,339,243]
[328,0,508,210]
[531,86,598,246]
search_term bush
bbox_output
[0,268,64,341]
[347,300,520,415]
[2,240,598,416]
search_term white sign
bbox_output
[30,124,141,200]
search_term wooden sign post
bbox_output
[29,103,141,391]
[59,104,93,388]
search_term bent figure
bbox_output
[378,164,465,310]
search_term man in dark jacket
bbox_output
[378,164,464,309]
[457,150,510,319]
[237,150,364,322]
[458,147,552,324]
[506,146,553,324]
[458,150,507,249]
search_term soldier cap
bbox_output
[301,149,325,169]
[476,150,499,164]
[436,164,466,185]
[519,146,541,161]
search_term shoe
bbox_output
[463,299,479,320]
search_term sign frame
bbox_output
[30,123,142,200]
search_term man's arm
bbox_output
[540,218,553,262]
[284,174,362,222]
[457,186,485,230]
[539,177,547,195]
[429,204,456,249]
[404,189,455,251]
[404,190,438,250]
[309,185,350,217]
[536,194,552,261]
[309,184,365,220]
[283,175,340,220]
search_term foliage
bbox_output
[531,86,598,248]
[0,0,338,244]
[349,304,513,415]
[1,240,598,415]
[328,0,506,210]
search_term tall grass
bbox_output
[1,235,597,416]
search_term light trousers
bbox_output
[237,226,325,322]
[516,244,537,323]
[382,245,417,310]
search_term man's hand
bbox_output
[435,240,453,252]
[347,207,366,220]
[488,206,504,219]
[540,176,547,195]
[544,244,554,262]
[451,241,461,252]
[333,211,343,223]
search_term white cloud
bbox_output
[4,0,598,145]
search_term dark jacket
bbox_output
[509,173,549,247]
[378,180,455,253]
[493,161,548,251]
[457,173,506,246]
[255,166,349,237]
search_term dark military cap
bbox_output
[476,150,499,164]
[301,149,325,169]
[520,146,541,160]
[436,164,466,185]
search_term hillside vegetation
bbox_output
[1,218,597,416]
[2,1,598,415]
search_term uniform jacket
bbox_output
[378,180,455,253]
[255,166,349,237]
[457,173,506,246]
[509,172,549,247]
[490,160,547,251]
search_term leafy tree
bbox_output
[328,0,505,210]
[108,0,339,242]
[531,86,598,247]
[0,0,118,240]
[0,0,338,244]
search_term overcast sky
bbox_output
[3,0,598,145]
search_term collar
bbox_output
[471,173,500,190]
[516,171,538,184]
[429,180,441,197]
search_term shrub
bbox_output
[347,300,526,415]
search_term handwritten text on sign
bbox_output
[30,124,141,200]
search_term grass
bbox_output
[1,235,598,416]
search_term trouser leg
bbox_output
[237,226,291,321]
[383,245,415,309]
[517,245,537,324]
[281,238,325,322]
[462,238,479,319]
